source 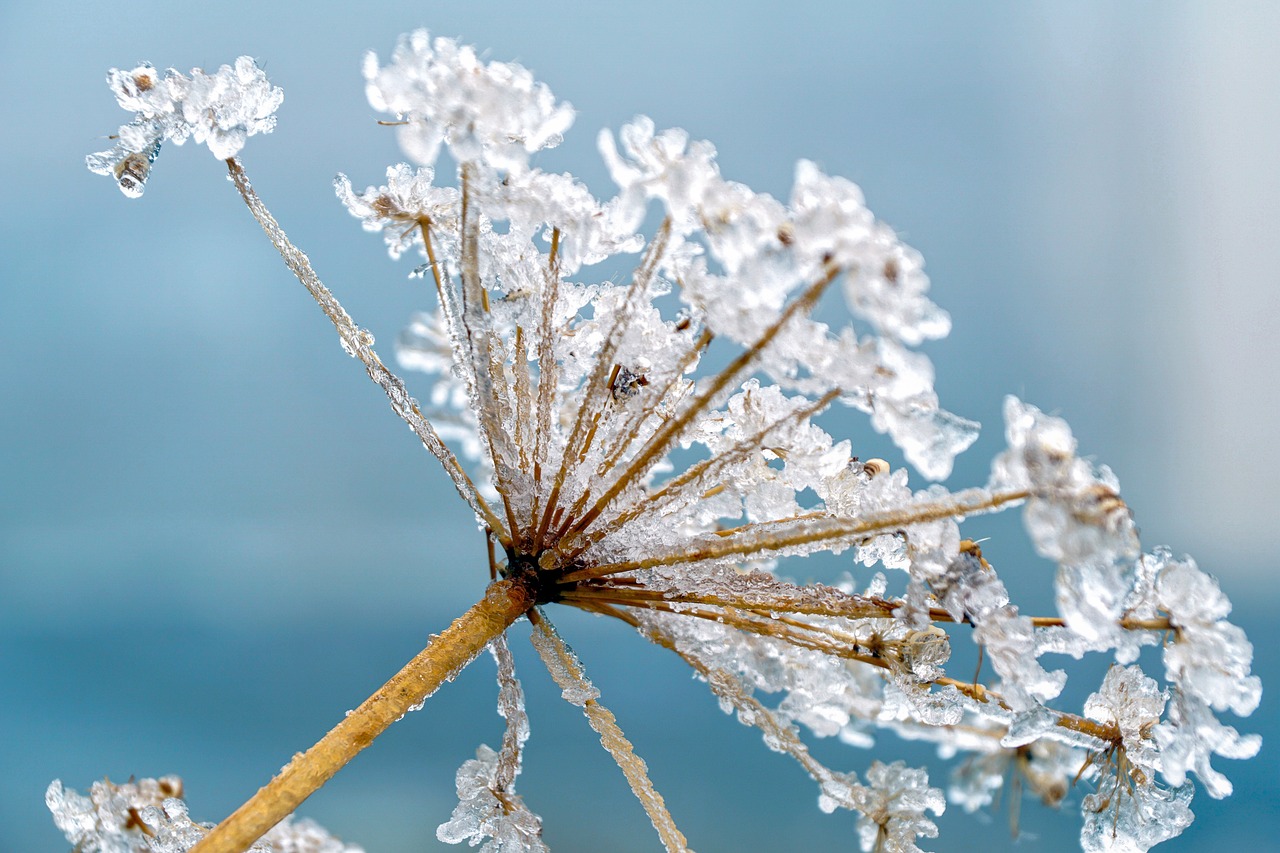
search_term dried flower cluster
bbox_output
[65,30,1260,853]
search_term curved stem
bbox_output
[190,578,536,853]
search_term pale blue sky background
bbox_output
[2,2,1277,851]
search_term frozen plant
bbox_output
[69,30,1261,853]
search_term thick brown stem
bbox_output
[190,578,536,853]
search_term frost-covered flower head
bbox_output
[77,30,1261,853]
[364,30,574,172]
[87,57,283,196]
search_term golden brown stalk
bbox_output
[189,578,536,853]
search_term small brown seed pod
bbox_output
[863,458,890,477]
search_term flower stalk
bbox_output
[190,577,536,853]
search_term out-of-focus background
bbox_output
[2,2,1277,850]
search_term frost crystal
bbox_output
[82,28,1261,853]
[437,746,547,853]
[46,777,362,853]
[1152,550,1261,716]
[991,396,1139,569]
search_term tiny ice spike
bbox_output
[74,28,1260,853]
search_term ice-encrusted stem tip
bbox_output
[190,577,536,853]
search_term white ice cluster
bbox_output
[87,57,283,196]
[364,31,573,173]
[46,777,361,853]
[81,28,1261,853]
[437,638,548,852]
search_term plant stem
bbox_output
[189,577,536,853]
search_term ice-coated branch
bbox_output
[224,157,509,544]
[529,610,691,853]
[190,578,536,853]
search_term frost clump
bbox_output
[854,761,945,853]
[437,746,547,853]
[87,57,283,196]
[46,777,361,853]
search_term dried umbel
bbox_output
[68,30,1259,853]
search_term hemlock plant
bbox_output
[55,30,1260,853]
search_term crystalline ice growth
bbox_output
[335,165,461,261]
[47,776,184,853]
[1151,548,1261,716]
[855,760,944,853]
[1079,779,1193,853]
[436,746,548,853]
[363,30,574,172]
[991,396,1139,568]
[46,777,362,853]
[87,57,282,196]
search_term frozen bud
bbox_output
[1079,780,1193,853]
[437,745,548,852]
[789,161,951,346]
[180,56,284,160]
[335,164,461,260]
[47,776,361,852]
[1083,665,1165,773]
[598,116,720,233]
[1151,549,1261,716]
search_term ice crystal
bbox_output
[1152,550,1261,716]
[363,31,573,172]
[76,28,1261,853]
[46,778,361,853]
[437,637,547,852]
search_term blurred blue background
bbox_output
[2,2,1277,850]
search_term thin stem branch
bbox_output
[189,578,535,853]
[225,157,509,545]
[563,487,1030,581]
[528,609,690,853]
[535,220,672,550]
[560,263,842,549]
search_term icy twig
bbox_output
[561,262,843,547]
[224,157,509,545]
[528,610,691,853]
[563,487,1030,581]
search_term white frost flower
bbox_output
[1152,549,1261,716]
[363,30,574,172]
[436,745,547,853]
